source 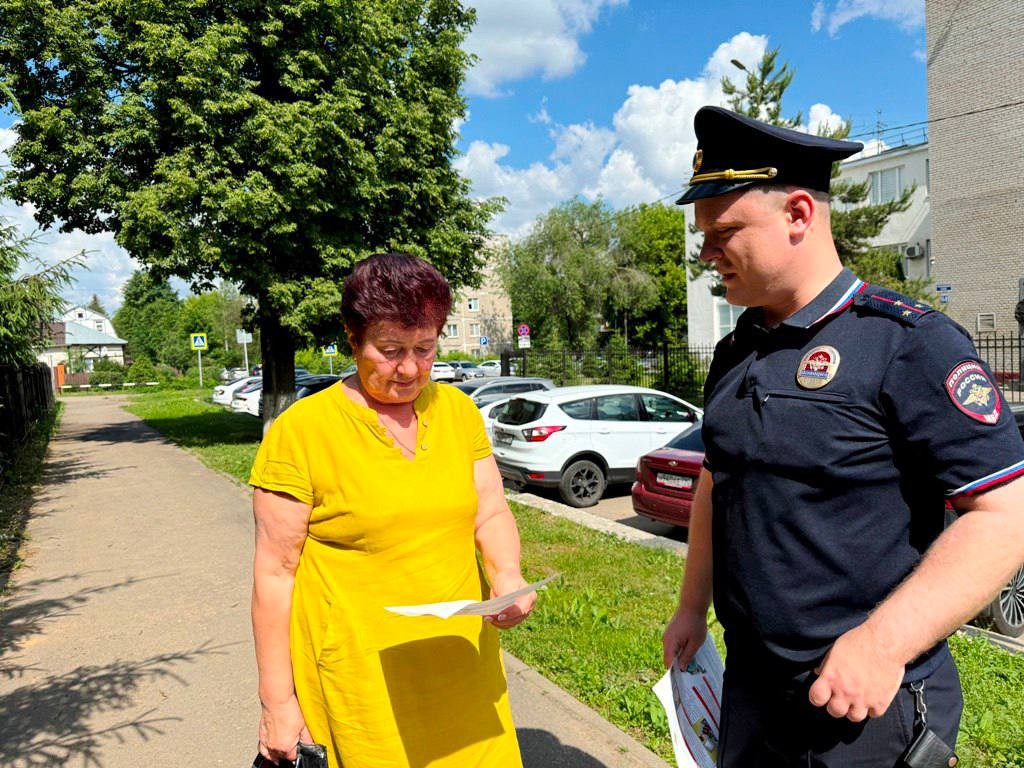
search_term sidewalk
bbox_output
[0,396,669,768]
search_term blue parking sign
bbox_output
[480,336,489,346]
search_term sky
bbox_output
[0,0,927,312]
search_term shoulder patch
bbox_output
[853,285,935,325]
[945,360,1001,425]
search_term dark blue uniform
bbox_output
[702,268,1024,765]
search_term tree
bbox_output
[0,219,80,366]
[86,294,108,318]
[113,271,182,366]
[689,49,925,300]
[0,0,499,427]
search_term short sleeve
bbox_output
[248,409,315,505]
[881,315,1024,499]
[460,395,493,461]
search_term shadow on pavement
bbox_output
[518,728,617,767]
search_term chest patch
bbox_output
[796,346,841,390]
[945,361,1000,424]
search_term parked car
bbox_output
[430,361,458,382]
[232,381,264,416]
[631,422,704,528]
[454,377,555,407]
[213,375,260,406]
[249,365,308,378]
[479,398,512,442]
[478,360,503,377]
[257,374,341,417]
[449,361,486,380]
[492,385,702,507]
[219,366,250,383]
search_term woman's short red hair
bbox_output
[342,253,453,345]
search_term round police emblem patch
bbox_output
[945,360,1000,424]
[796,346,840,390]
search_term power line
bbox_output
[848,98,1024,139]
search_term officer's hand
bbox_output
[662,606,708,670]
[808,623,905,722]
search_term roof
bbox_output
[521,384,701,405]
[63,321,128,346]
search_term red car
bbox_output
[632,423,704,527]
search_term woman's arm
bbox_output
[473,455,536,629]
[252,487,313,763]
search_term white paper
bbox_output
[385,573,560,618]
[652,635,724,768]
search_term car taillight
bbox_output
[522,425,566,442]
[635,457,643,480]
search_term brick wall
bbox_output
[926,0,1024,335]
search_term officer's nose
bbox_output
[699,243,718,263]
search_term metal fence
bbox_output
[498,333,1024,407]
[0,363,55,488]
[500,343,717,405]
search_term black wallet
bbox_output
[900,727,958,768]
[251,742,329,768]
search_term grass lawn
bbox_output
[123,390,1024,766]
[1,404,63,590]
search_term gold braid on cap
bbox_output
[688,166,778,184]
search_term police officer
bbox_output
[662,106,1024,766]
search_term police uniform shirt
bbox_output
[702,267,1024,677]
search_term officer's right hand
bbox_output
[663,606,708,670]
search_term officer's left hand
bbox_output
[808,623,905,722]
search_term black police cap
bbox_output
[675,106,863,205]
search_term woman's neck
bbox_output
[345,376,416,421]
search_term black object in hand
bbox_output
[251,742,328,768]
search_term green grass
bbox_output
[119,392,1024,766]
[1,403,63,590]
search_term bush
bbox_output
[92,357,125,372]
[89,369,125,387]
[126,356,158,383]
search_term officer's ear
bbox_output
[783,189,816,239]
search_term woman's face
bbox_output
[350,322,437,405]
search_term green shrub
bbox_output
[92,356,125,372]
[88,369,125,387]
[126,356,157,383]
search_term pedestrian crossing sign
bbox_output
[322,343,338,357]
[190,333,208,350]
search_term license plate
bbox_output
[656,472,692,489]
[494,430,513,446]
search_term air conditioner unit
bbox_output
[904,244,925,258]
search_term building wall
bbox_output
[686,270,716,347]
[438,259,513,359]
[927,0,1024,335]
[63,306,117,337]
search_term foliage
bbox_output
[0,219,81,365]
[86,294,108,317]
[721,47,801,128]
[126,356,157,383]
[0,0,501,422]
[91,357,124,373]
[113,271,183,365]
[88,368,125,387]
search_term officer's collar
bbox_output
[777,268,865,329]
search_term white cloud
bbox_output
[458,31,851,240]
[813,0,924,37]
[529,99,552,125]
[463,0,627,97]
[912,47,926,63]
[807,103,844,135]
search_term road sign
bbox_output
[935,283,953,293]
[235,329,253,344]
[322,343,338,357]
[517,336,531,349]
[517,324,531,337]
[940,294,950,304]
[480,335,489,347]
[190,333,208,350]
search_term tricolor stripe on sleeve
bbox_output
[947,459,1024,499]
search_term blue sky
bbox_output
[1,0,927,311]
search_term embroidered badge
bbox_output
[692,149,703,173]
[945,361,1000,424]
[796,346,841,389]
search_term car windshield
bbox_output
[666,423,704,452]
[455,381,485,393]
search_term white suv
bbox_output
[492,385,702,507]
[430,362,458,382]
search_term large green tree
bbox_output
[0,219,79,366]
[0,0,498,424]
[112,270,182,365]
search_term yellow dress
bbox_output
[249,381,523,768]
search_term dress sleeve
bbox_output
[880,315,1024,500]
[462,395,493,461]
[248,410,315,505]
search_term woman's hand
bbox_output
[258,694,312,764]
[485,570,537,630]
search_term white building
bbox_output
[687,142,932,347]
[438,244,513,359]
[37,306,128,371]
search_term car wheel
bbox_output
[558,459,606,508]
[984,565,1024,637]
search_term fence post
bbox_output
[662,341,670,391]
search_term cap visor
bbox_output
[675,180,762,205]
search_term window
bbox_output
[95,321,104,332]
[504,382,541,394]
[925,239,932,279]
[446,323,459,338]
[869,167,903,204]
[77,311,84,319]
[977,313,996,333]
[467,298,480,311]
[715,299,744,339]
[596,394,641,421]
[470,323,480,336]
[641,394,694,423]
[560,398,595,420]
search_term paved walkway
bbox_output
[0,396,669,768]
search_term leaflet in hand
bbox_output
[385,573,560,619]
[652,635,724,768]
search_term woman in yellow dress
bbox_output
[249,253,535,767]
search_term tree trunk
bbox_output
[259,310,296,435]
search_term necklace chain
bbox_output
[381,421,417,456]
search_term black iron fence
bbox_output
[498,333,1024,407]
[0,363,55,487]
